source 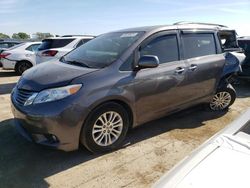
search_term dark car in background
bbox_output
[11,23,242,153]
[238,37,250,79]
[0,40,22,53]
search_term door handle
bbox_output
[189,64,197,71]
[175,67,185,74]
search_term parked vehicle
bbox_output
[153,108,250,188]
[0,40,22,53]
[0,40,23,67]
[0,42,41,75]
[11,23,242,153]
[36,35,94,64]
[237,37,250,80]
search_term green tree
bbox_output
[34,32,54,40]
[12,32,30,39]
[0,33,10,39]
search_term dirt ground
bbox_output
[0,69,250,188]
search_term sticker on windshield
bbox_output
[120,33,138,38]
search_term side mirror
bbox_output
[138,55,159,69]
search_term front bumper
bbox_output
[11,94,88,151]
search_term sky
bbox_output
[0,0,250,37]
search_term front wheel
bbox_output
[80,102,129,153]
[209,84,236,111]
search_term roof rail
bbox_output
[238,36,250,39]
[173,21,228,28]
[61,35,95,37]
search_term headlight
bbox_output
[24,84,82,106]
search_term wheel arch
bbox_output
[15,60,33,69]
[85,99,134,130]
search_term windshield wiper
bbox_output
[66,60,91,68]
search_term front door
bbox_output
[133,31,190,124]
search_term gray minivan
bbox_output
[11,23,239,153]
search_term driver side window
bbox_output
[140,35,179,64]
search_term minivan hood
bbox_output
[18,61,98,91]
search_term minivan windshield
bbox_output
[62,31,144,68]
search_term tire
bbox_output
[15,61,32,75]
[209,84,236,111]
[80,102,129,153]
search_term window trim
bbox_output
[25,44,40,52]
[180,31,218,60]
[137,31,181,67]
[119,30,181,72]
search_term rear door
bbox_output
[180,31,225,102]
[134,31,190,124]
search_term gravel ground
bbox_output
[0,69,250,188]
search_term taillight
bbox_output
[41,50,58,57]
[0,53,11,58]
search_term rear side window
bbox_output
[182,33,216,59]
[140,35,179,64]
[8,43,18,47]
[38,39,74,51]
[26,44,40,52]
[75,39,92,48]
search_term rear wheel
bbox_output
[80,102,129,153]
[15,61,32,75]
[209,84,236,111]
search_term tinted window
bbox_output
[238,40,250,55]
[120,54,134,71]
[0,43,9,48]
[8,43,18,47]
[6,43,25,50]
[63,32,143,68]
[38,39,74,51]
[26,44,40,52]
[140,35,179,64]
[182,33,216,59]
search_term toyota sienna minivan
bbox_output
[11,23,240,153]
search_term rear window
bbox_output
[38,39,74,51]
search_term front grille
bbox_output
[13,89,34,106]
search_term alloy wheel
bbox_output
[210,91,232,110]
[92,111,123,146]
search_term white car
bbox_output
[154,108,250,188]
[0,42,41,75]
[36,35,94,64]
